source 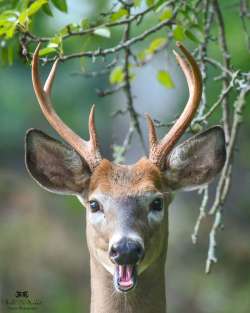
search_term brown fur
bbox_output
[89,158,164,197]
[86,159,169,313]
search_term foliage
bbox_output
[0,0,204,64]
[157,70,175,88]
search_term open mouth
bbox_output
[114,264,137,292]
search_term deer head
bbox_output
[25,43,226,293]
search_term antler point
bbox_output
[172,49,178,56]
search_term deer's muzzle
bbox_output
[109,237,144,292]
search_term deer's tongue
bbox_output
[116,265,136,291]
[119,265,133,286]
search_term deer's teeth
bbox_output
[114,265,137,292]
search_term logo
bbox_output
[15,291,29,298]
[1,291,42,311]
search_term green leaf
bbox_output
[111,8,128,21]
[147,37,167,53]
[18,0,47,27]
[57,23,80,37]
[185,30,200,43]
[18,11,28,26]
[81,18,90,29]
[49,35,61,46]
[38,47,57,56]
[0,22,16,38]
[47,35,62,53]
[0,41,13,65]
[16,1,29,11]
[159,8,172,21]
[178,7,199,26]
[155,0,170,11]
[11,0,19,9]
[188,25,204,43]
[186,8,198,24]
[137,37,167,64]
[112,144,126,164]
[42,3,53,16]
[109,66,125,84]
[1,46,8,65]
[0,11,18,38]
[51,0,67,13]
[58,25,70,36]
[26,0,47,16]
[133,0,142,7]
[7,44,14,65]
[60,23,79,35]
[146,0,155,6]
[0,10,19,21]
[93,27,111,38]
[172,25,185,41]
[137,50,146,62]
[157,70,175,89]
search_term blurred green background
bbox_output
[0,1,250,313]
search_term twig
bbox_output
[154,118,177,129]
[70,58,118,78]
[121,8,146,157]
[209,84,250,215]
[206,84,250,273]
[204,57,233,77]
[122,126,134,154]
[96,84,125,97]
[239,0,250,51]
[111,108,128,117]
[194,71,239,123]
[196,0,214,120]
[205,210,222,274]
[192,186,209,244]
[212,0,231,145]
[25,0,176,43]
[41,8,179,63]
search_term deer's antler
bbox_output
[146,42,202,169]
[32,43,102,171]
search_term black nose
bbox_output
[109,238,144,265]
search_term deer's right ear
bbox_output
[25,129,91,195]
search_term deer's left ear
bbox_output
[25,129,91,195]
[164,126,226,190]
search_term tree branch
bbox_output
[42,9,178,62]
[212,0,231,145]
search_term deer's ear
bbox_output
[25,129,91,195]
[164,126,226,190]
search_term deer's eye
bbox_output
[89,200,101,213]
[150,197,163,212]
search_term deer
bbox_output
[25,42,226,313]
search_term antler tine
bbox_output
[148,42,202,169]
[88,104,101,155]
[145,113,158,149]
[43,57,59,95]
[32,43,101,170]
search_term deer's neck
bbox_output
[89,254,167,313]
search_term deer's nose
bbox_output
[109,238,144,265]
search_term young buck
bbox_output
[25,42,226,313]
